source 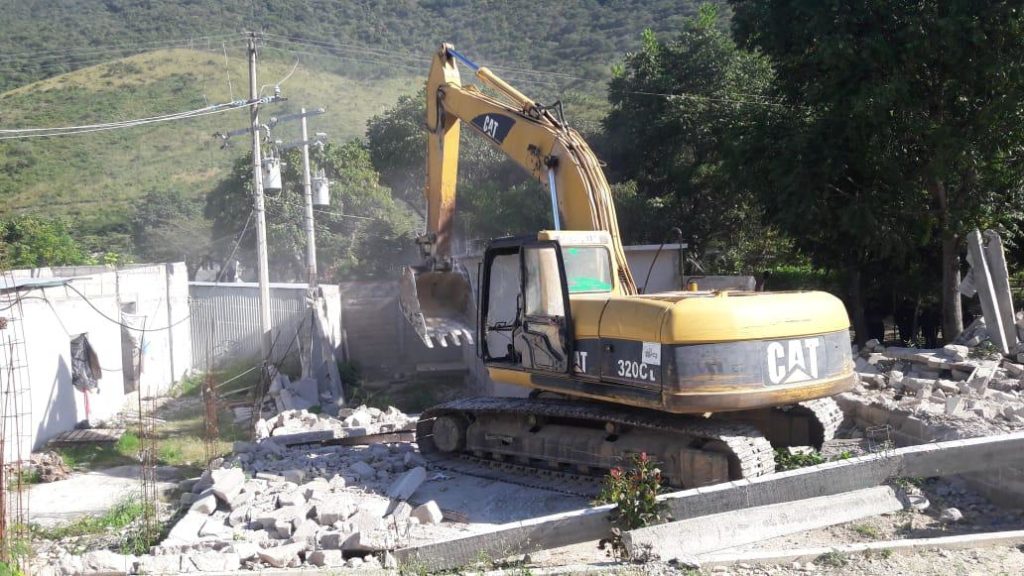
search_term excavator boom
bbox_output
[400,44,637,347]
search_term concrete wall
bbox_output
[1,263,191,460]
[339,281,462,380]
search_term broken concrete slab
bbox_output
[350,460,375,480]
[396,430,1024,572]
[81,550,135,575]
[308,549,345,567]
[387,466,426,501]
[135,553,182,574]
[164,511,210,545]
[189,491,218,515]
[257,542,306,568]
[210,467,245,503]
[622,485,906,560]
[187,551,240,572]
[314,495,355,525]
[411,501,443,525]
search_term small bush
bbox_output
[595,452,667,559]
[774,449,825,471]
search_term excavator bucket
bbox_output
[399,264,475,348]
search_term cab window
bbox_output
[561,246,613,293]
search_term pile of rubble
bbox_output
[51,404,452,575]
[849,319,1024,438]
[26,451,71,483]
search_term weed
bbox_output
[774,448,825,471]
[33,497,148,540]
[816,550,848,567]
[6,467,41,491]
[879,548,893,559]
[115,431,141,455]
[891,476,925,490]
[852,523,881,539]
[595,452,667,559]
[175,373,204,397]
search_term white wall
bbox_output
[1,263,191,461]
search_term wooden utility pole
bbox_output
[248,33,273,362]
[299,108,318,286]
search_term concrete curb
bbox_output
[698,529,1024,567]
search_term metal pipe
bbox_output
[547,169,561,230]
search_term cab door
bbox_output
[517,241,573,373]
[478,240,572,375]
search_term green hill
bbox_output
[0,48,414,232]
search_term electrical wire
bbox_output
[214,210,256,283]
[260,57,300,96]
[59,283,190,333]
[0,97,275,140]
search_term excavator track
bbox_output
[714,396,845,450]
[416,396,775,492]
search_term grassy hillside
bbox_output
[0,48,415,232]
[0,1,710,92]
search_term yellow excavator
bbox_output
[399,44,855,488]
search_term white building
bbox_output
[0,263,190,461]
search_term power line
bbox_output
[0,96,280,140]
[60,283,191,333]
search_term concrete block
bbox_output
[188,551,240,572]
[257,542,307,568]
[308,549,345,567]
[135,554,182,574]
[277,490,306,508]
[198,517,231,538]
[227,490,252,512]
[387,466,426,501]
[165,511,209,545]
[274,518,294,539]
[81,550,134,575]
[622,486,905,560]
[282,469,306,484]
[210,467,245,503]
[289,518,319,546]
[299,478,330,500]
[411,501,444,525]
[350,460,375,480]
[254,505,304,530]
[227,505,250,527]
[317,530,358,550]
[192,470,214,494]
[314,495,356,525]
[227,542,260,562]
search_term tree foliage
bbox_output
[603,8,795,273]
[204,141,419,282]
[132,188,211,277]
[729,0,1024,341]
[0,215,88,268]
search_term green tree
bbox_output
[131,189,211,277]
[204,141,419,282]
[602,10,790,272]
[730,0,1024,341]
[365,90,552,246]
[0,215,88,268]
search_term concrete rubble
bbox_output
[42,404,457,575]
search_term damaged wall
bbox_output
[0,263,191,460]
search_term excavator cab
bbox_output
[478,237,573,375]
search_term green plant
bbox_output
[595,452,667,559]
[816,550,849,568]
[880,548,893,559]
[33,497,148,540]
[852,523,881,539]
[115,431,141,455]
[774,449,825,471]
[175,373,204,397]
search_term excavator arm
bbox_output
[401,43,637,347]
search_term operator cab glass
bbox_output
[561,245,613,293]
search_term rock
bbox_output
[403,452,426,468]
[198,516,232,538]
[902,377,934,395]
[282,469,306,484]
[908,493,930,512]
[257,542,307,568]
[255,505,304,531]
[346,557,364,569]
[940,507,964,523]
[227,504,250,527]
[936,380,960,395]
[411,500,444,525]
[165,511,210,545]
[135,554,182,574]
[189,490,218,515]
[274,518,294,539]
[305,548,344,567]
[179,492,197,507]
[210,467,245,503]
[388,501,413,527]
[889,370,905,389]
[228,490,253,512]
[289,518,320,546]
[179,477,200,493]
[350,460,376,480]
[318,530,358,550]
[944,344,970,362]
[228,541,260,562]
[315,495,356,525]
[277,490,307,508]
[299,478,330,500]
[945,396,964,416]
[387,466,426,501]
[670,555,702,570]
[188,551,240,572]
[81,550,134,575]
[192,469,214,493]
[255,471,285,483]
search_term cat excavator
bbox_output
[399,44,854,488]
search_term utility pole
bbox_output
[300,108,318,286]
[248,33,274,363]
